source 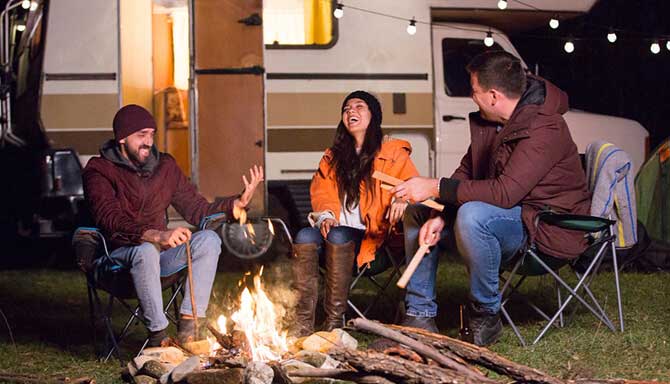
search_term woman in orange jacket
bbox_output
[292,91,419,336]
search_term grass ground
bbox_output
[0,254,668,383]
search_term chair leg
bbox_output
[347,266,369,320]
[611,242,624,332]
[102,293,123,364]
[530,247,614,344]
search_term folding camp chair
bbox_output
[499,211,624,346]
[73,213,228,362]
[346,228,405,320]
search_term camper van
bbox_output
[23,0,649,232]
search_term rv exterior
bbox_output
[38,0,648,231]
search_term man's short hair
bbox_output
[466,51,527,98]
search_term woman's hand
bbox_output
[234,165,264,211]
[320,218,338,238]
[386,200,408,225]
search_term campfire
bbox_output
[121,217,649,384]
[207,266,289,363]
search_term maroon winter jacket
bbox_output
[83,140,237,250]
[439,76,591,259]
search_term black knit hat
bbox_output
[113,104,157,141]
[341,90,382,127]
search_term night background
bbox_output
[511,0,670,152]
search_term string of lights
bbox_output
[332,1,670,55]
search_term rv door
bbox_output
[430,26,522,176]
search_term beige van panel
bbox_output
[41,94,118,129]
[46,131,113,155]
[267,92,433,126]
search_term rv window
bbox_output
[442,38,503,97]
[264,0,336,49]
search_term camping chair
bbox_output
[346,226,405,320]
[499,211,624,346]
[73,212,228,363]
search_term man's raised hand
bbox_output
[235,165,265,212]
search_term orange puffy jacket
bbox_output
[310,138,419,268]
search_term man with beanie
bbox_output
[83,104,264,346]
[391,51,590,346]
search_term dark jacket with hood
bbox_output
[439,75,591,259]
[83,140,237,250]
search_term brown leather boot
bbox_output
[323,240,356,331]
[291,242,319,337]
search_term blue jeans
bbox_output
[404,202,526,317]
[107,230,221,331]
[295,226,369,265]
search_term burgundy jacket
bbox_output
[83,141,237,250]
[440,76,591,259]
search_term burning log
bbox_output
[349,318,494,383]
[329,348,485,384]
[389,323,563,384]
[207,323,234,350]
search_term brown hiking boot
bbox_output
[291,242,319,337]
[322,240,355,331]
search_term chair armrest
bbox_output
[537,212,615,233]
[199,212,229,231]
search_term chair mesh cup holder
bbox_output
[220,217,292,260]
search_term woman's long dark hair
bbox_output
[330,97,383,211]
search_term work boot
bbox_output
[177,317,207,344]
[400,314,439,333]
[291,242,320,337]
[147,328,169,348]
[322,240,356,331]
[468,302,503,346]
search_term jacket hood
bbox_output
[516,75,569,116]
[99,139,160,174]
[377,137,412,159]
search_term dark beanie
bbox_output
[113,104,157,141]
[341,90,382,127]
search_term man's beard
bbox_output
[123,142,151,167]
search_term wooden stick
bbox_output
[287,367,395,384]
[379,183,445,211]
[374,170,444,212]
[185,240,198,334]
[396,241,432,289]
[349,318,496,383]
[389,324,565,384]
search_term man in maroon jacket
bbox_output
[392,51,590,346]
[83,104,263,346]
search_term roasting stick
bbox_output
[185,240,198,336]
[373,171,444,212]
[397,234,436,289]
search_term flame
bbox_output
[268,219,275,235]
[218,267,288,362]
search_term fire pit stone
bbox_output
[301,329,358,353]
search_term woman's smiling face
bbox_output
[342,98,371,137]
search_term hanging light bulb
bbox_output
[484,31,494,47]
[549,17,559,30]
[607,28,617,43]
[666,41,670,51]
[497,0,508,10]
[333,3,343,19]
[30,1,38,11]
[16,24,26,32]
[406,18,417,35]
[650,41,660,54]
[564,40,575,53]
[21,0,30,9]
